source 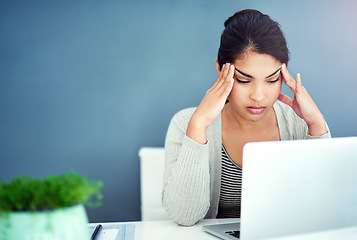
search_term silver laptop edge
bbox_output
[203,137,357,240]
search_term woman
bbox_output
[162,9,331,227]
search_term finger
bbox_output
[212,63,225,83]
[281,63,296,92]
[226,64,235,81]
[281,63,293,82]
[219,64,234,96]
[296,73,302,91]
[278,93,293,107]
[215,63,233,91]
[220,62,231,79]
[211,63,227,89]
[295,73,311,100]
[224,65,235,90]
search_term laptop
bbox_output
[203,136,357,240]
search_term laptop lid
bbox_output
[240,136,357,240]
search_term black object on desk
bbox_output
[91,224,102,240]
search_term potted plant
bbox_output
[0,171,103,240]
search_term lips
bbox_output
[246,106,266,115]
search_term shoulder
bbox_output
[168,107,197,131]
[274,100,294,116]
[273,100,308,139]
[274,100,302,123]
[172,107,197,120]
[170,107,196,123]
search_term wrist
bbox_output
[186,116,208,145]
[307,115,328,136]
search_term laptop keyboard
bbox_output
[225,230,240,238]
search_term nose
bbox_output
[249,84,265,102]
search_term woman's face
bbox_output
[225,51,282,123]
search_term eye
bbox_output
[236,78,251,84]
[267,77,280,84]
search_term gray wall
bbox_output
[1,0,356,222]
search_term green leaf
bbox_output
[0,171,103,212]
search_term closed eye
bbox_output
[236,77,280,84]
[268,77,280,84]
[236,78,251,84]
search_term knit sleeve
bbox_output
[275,101,331,140]
[162,108,211,226]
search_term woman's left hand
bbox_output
[278,64,328,136]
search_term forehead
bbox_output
[233,51,282,77]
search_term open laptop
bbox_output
[203,136,357,240]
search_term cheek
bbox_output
[275,82,283,96]
[228,82,245,100]
[269,82,282,99]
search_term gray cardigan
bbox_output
[162,101,331,226]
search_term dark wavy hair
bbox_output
[217,9,289,68]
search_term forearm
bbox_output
[163,136,211,226]
[186,114,209,145]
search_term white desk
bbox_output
[89,218,357,240]
[89,218,238,240]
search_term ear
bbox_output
[215,58,221,75]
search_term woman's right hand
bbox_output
[186,63,235,144]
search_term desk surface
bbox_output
[89,218,357,240]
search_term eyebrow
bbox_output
[235,67,282,79]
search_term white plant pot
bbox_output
[0,204,89,240]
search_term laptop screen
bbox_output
[240,137,357,240]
